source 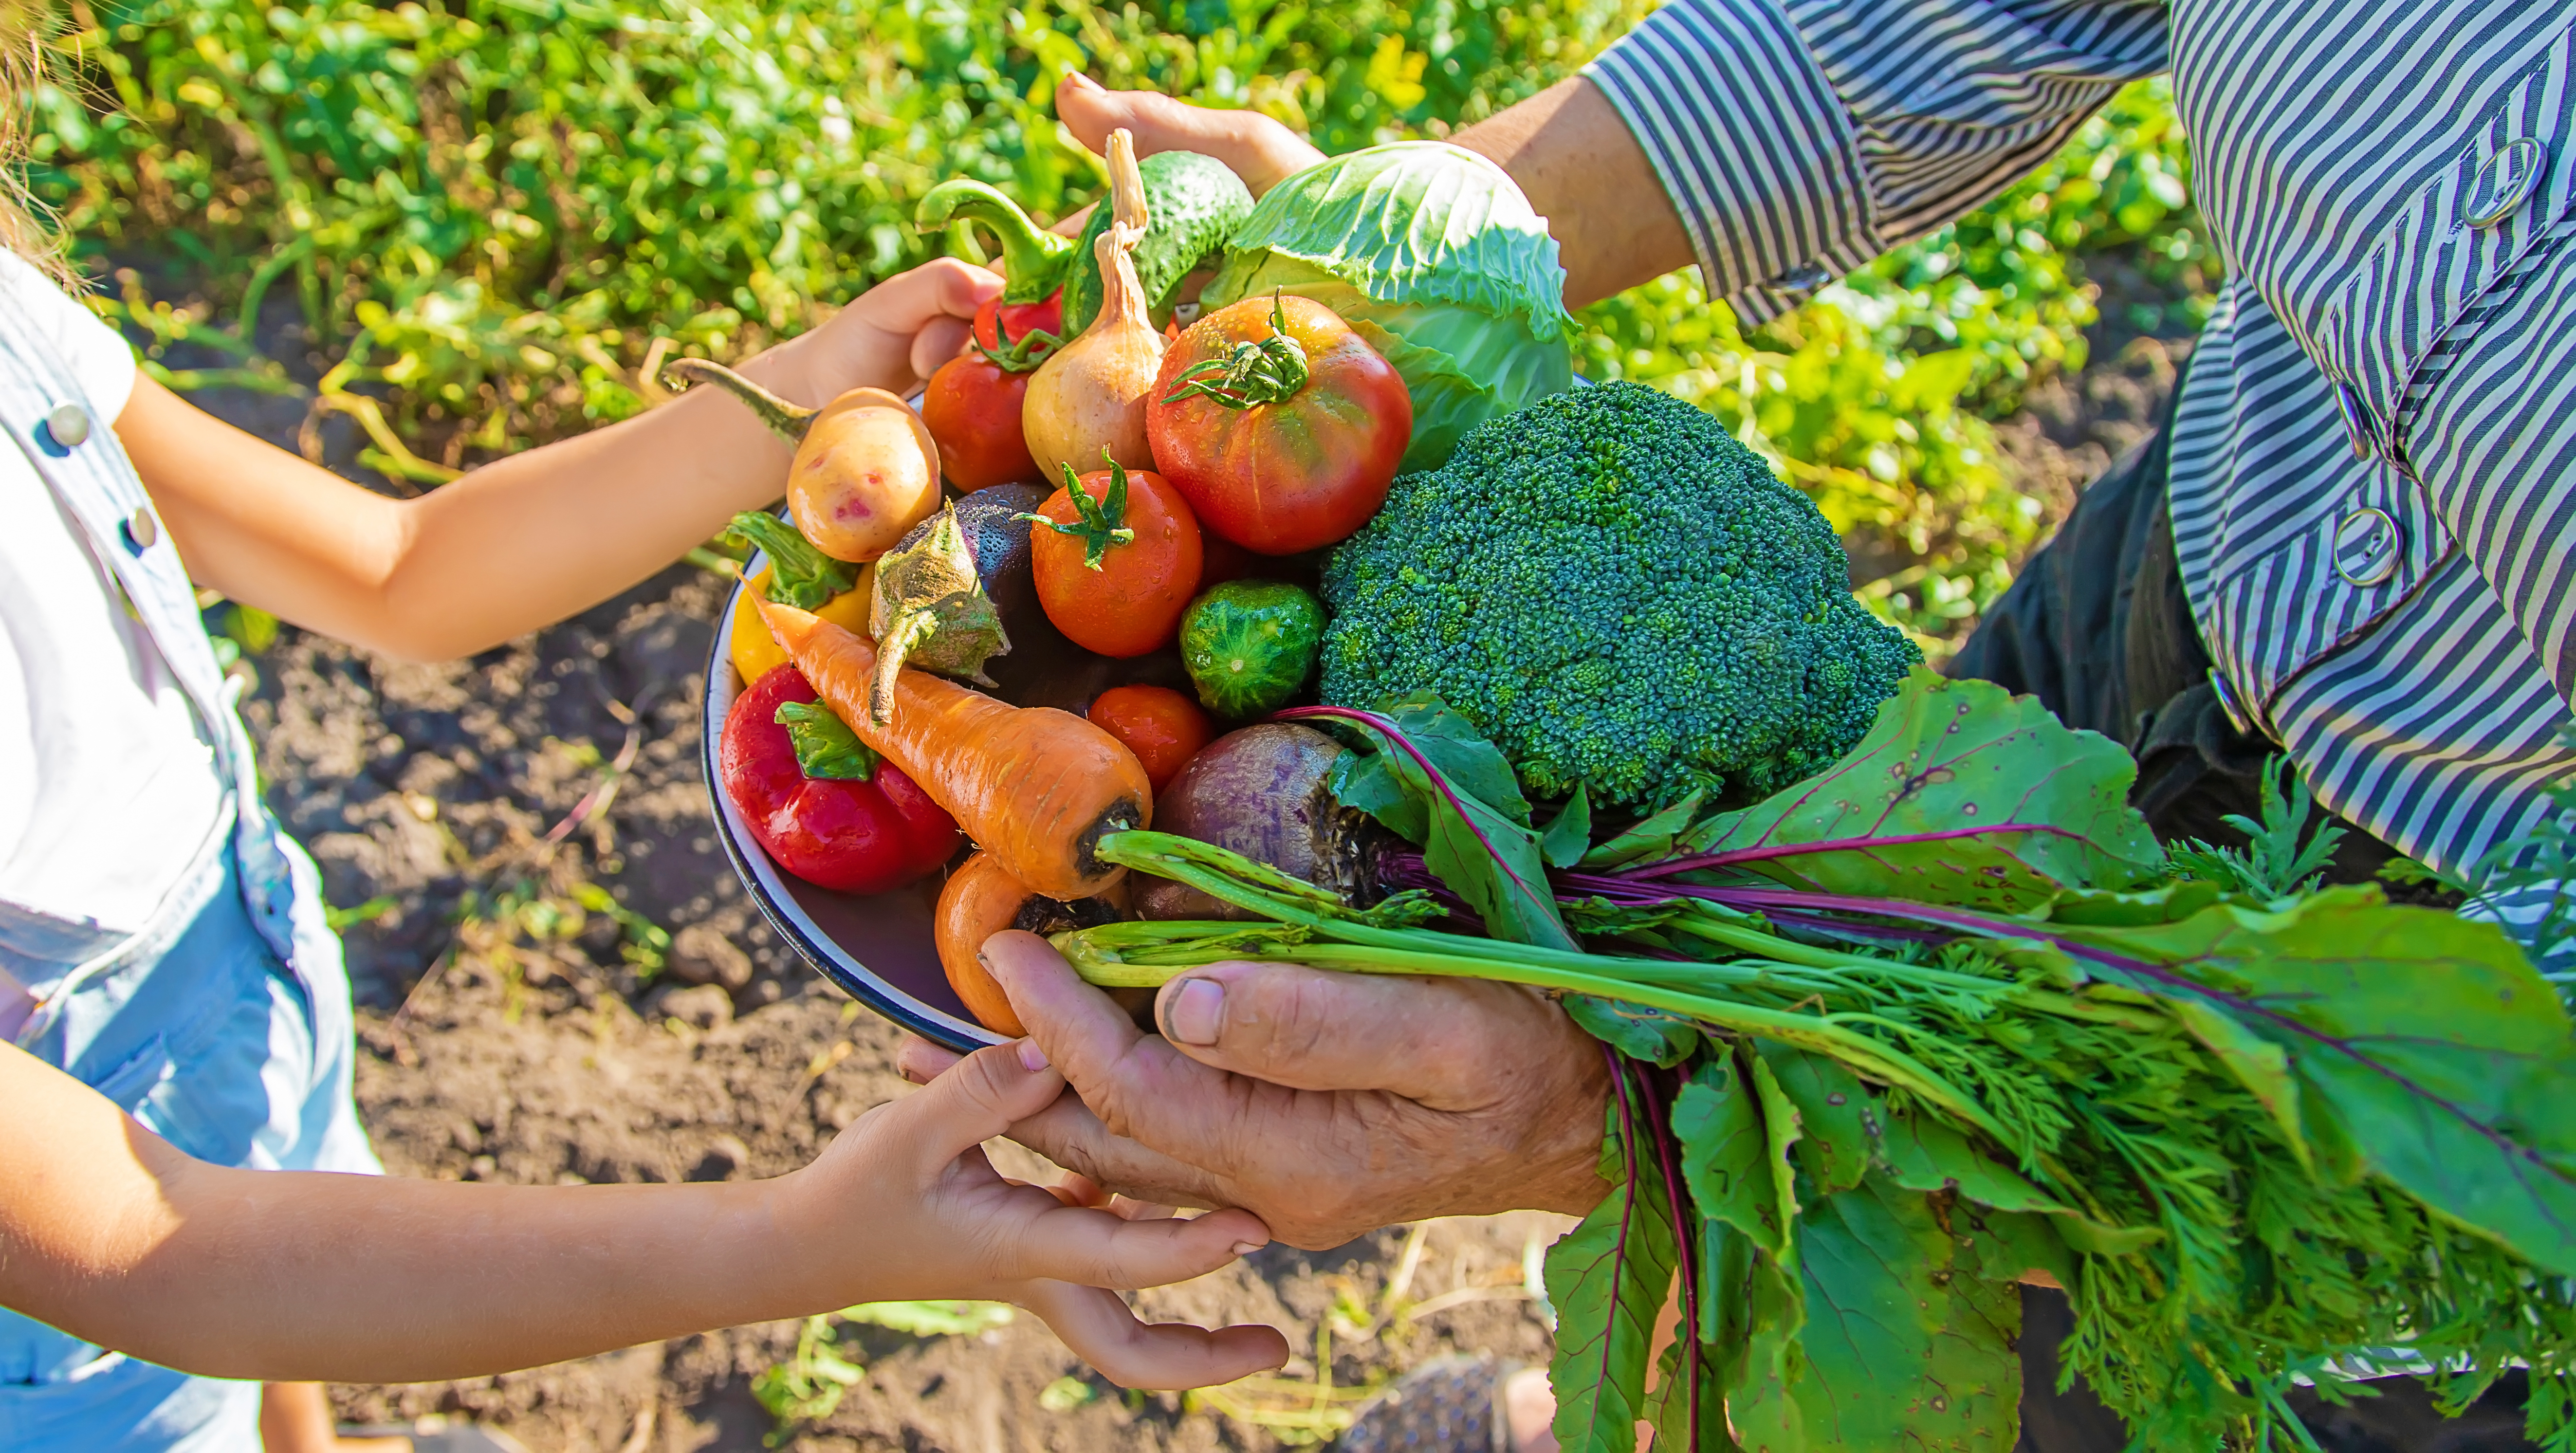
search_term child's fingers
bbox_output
[909,315,975,384]
[892,1038,1067,1174]
[1018,1280,1290,1391]
[1013,1200,1271,1292]
[857,257,1002,335]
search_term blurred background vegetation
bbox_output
[29,0,2210,650]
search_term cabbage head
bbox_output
[1198,143,1574,470]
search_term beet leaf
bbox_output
[1653,672,2164,910]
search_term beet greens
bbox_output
[1055,673,2576,1452]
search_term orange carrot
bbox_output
[751,597,1152,899]
[935,851,1035,1036]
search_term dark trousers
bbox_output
[1950,397,2527,1452]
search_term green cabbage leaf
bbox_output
[1199,143,1575,469]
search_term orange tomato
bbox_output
[1027,459,1204,658]
[1087,685,1216,792]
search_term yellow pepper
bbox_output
[730,562,875,688]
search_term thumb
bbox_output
[893,1037,1065,1173]
[1152,960,1573,1108]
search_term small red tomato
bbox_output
[1088,685,1216,792]
[719,664,961,894]
[925,300,1066,493]
[974,290,1065,353]
[1146,292,1412,555]
[923,355,1042,492]
[1027,458,1204,658]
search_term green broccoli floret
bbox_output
[1319,380,1920,809]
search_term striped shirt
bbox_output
[1585,0,2576,926]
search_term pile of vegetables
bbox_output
[694,120,2576,1453]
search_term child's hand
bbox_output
[765,257,1002,404]
[775,1036,1290,1390]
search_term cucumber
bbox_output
[1180,580,1325,719]
[1060,150,1253,336]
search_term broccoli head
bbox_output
[1318,380,1920,809]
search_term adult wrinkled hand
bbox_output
[897,932,1612,1250]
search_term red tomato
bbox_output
[719,664,961,894]
[974,290,1064,353]
[1027,460,1204,658]
[921,353,1043,492]
[1087,685,1216,792]
[1145,293,1412,555]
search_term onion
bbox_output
[1022,129,1165,482]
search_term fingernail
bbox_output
[1165,977,1224,1046]
[1230,1240,1266,1258]
[1016,1037,1049,1072]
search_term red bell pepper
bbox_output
[720,664,961,894]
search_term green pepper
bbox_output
[1180,580,1325,719]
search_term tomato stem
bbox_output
[1020,454,1139,570]
[1160,289,1310,409]
[976,312,1063,374]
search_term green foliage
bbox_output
[32,3,2201,653]
[1318,381,1920,810]
[2168,755,2350,901]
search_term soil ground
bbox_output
[166,249,2191,1453]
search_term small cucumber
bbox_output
[1180,580,1324,719]
[1061,150,1253,336]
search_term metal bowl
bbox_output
[700,565,1005,1054]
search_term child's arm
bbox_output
[0,1036,1287,1387]
[116,259,1000,662]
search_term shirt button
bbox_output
[43,401,89,447]
[2464,137,2546,229]
[1772,262,1833,293]
[123,507,159,552]
[2334,506,2402,587]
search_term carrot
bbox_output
[936,852,1035,1036]
[936,852,1139,1037]
[750,596,1152,900]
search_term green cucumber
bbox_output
[1181,580,1325,719]
[1060,150,1253,335]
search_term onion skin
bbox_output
[1021,129,1165,483]
[790,387,945,562]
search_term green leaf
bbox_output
[1877,1108,2066,1214]
[1757,1044,1878,1197]
[1748,1051,1806,1246]
[728,510,858,611]
[1580,791,1707,871]
[1567,995,1699,1067]
[1687,672,2165,909]
[1676,1054,1789,1258]
[1207,142,1574,339]
[774,700,880,781]
[1771,1179,2023,1452]
[2162,994,2313,1175]
[1319,696,1575,951]
[1545,1126,1680,1453]
[1542,784,1594,869]
[2058,886,2576,1272]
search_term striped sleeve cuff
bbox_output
[1582,0,1882,325]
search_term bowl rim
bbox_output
[702,542,1006,1054]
